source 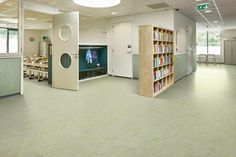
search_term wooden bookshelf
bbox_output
[139,25,174,97]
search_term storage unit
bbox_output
[40,40,49,57]
[224,40,236,65]
[79,45,108,80]
[139,25,174,97]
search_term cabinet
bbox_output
[139,25,174,97]
[79,45,108,80]
[224,40,236,65]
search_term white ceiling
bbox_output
[165,0,236,30]
[1,0,236,30]
[25,0,170,18]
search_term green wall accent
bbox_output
[0,58,21,97]
[174,54,187,82]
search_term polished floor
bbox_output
[0,65,236,157]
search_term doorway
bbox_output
[111,22,133,78]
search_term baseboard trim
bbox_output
[79,75,108,82]
[0,93,21,99]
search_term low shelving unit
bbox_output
[139,25,174,97]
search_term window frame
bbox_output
[197,30,221,55]
[0,27,18,54]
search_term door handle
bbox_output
[127,51,132,54]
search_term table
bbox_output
[24,62,48,81]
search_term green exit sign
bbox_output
[197,3,209,11]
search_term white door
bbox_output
[52,12,79,91]
[224,41,232,64]
[112,22,133,78]
[232,41,236,65]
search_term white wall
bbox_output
[79,18,108,44]
[108,10,175,55]
[107,10,175,74]
[220,29,236,63]
[24,30,42,57]
[78,10,197,76]
[79,10,175,75]
[174,11,196,73]
[24,29,52,57]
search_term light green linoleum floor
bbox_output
[0,65,236,157]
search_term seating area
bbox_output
[23,56,48,82]
[196,54,221,65]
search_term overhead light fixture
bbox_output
[26,17,37,21]
[205,10,212,13]
[0,18,18,24]
[73,0,121,8]
[0,0,6,4]
[213,20,218,24]
[4,2,12,5]
[111,12,117,15]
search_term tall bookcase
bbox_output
[139,25,174,97]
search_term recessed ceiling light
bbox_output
[213,21,218,24]
[111,12,117,15]
[26,17,37,21]
[73,0,121,8]
[4,2,12,5]
[0,0,6,4]
[205,10,212,13]
[0,18,18,24]
[196,0,202,2]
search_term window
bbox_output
[208,31,220,55]
[197,31,207,54]
[9,30,18,53]
[0,28,18,54]
[0,28,7,53]
[196,30,221,55]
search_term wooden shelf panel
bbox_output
[153,82,174,97]
[139,25,174,97]
[153,39,173,43]
[153,62,173,68]
[153,73,173,82]
[154,52,174,55]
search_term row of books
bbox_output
[153,55,173,67]
[154,44,173,54]
[153,65,173,80]
[153,31,173,42]
[154,76,173,93]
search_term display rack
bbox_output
[139,25,174,97]
[79,45,108,80]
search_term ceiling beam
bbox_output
[194,6,215,28]
[212,0,224,26]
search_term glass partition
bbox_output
[0,0,19,55]
[196,30,221,55]
[197,31,207,54]
[208,31,220,55]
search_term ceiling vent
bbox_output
[147,3,170,9]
